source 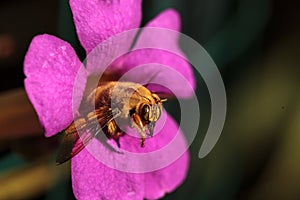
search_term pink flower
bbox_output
[24,0,195,199]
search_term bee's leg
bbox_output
[132,113,146,147]
[141,132,145,147]
[106,119,124,148]
[115,138,121,148]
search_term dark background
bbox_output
[0,0,300,199]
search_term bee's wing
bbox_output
[56,107,121,165]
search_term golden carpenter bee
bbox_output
[56,81,166,164]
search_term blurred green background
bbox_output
[0,0,300,199]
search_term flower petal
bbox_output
[112,9,196,98]
[24,34,87,137]
[71,111,189,199]
[120,112,190,199]
[70,0,142,54]
[143,152,189,199]
[71,141,144,200]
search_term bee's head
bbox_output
[138,93,166,136]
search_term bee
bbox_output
[56,81,166,164]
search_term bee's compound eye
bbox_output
[154,105,161,121]
[141,104,150,121]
